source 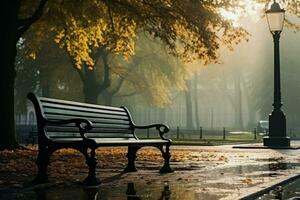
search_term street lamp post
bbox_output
[263,0,290,147]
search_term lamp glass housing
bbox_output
[266,1,285,32]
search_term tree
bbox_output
[1,0,48,150]
[193,73,200,129]
[22,32,188,107]
[2,0,251,149]
[185,80,194,129]
[24,0,248,103]
[1,1,20,149]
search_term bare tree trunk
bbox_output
[83,68,99,104]
[242,78,256,129]
[75,48,111,104]
[210,108,214,131]
[0,1,20,149]
[42,84,50,97]
[159,108,167,122]
[193,73,200,129]
[102,90,113,106]
[41,75,51,97]
[185,80,194,130]
[234,75,244,130]
[146,107,151,124]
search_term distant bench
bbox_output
[28,93,173,186]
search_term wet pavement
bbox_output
[256,177,300,200]
[1,142,300,200]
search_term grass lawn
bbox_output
[139,132,263,146]
[172,138,262,146]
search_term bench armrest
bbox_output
[44,118,93,140]
[134,124,170,140]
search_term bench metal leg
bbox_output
[124,146,140,172]
[83,148,100,186]
[33,146,51,184]
[159,144,173,173]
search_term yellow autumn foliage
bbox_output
[20,0,252,69]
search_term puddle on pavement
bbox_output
[214,162,300,177]
[256,177,300,200]
[1,161,299,200]
[0,182,201,200]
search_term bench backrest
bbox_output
[28,93,136,140]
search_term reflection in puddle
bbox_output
[1,159,299,200]
[0,182,196,200]
[217,162,300,177]
[256,177,300,200]
[125,182,171,200]
[82,187,99,200]
[126,182,141,200]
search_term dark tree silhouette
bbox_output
[1,0,48,150]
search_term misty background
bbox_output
[14,11,300,135]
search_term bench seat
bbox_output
[51,138,170,145]
[28,93,173,186]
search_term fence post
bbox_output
[147,129,150,139]
[223,127,226,140]
[177,126,179,140]
[254,128,257,140]
[200,126,203,139]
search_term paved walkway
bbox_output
[1,142,300,200]
[93,143,300,199]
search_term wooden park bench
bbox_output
[27,93,173,186]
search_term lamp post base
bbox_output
[263,136,290,148]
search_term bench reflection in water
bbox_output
[34,182,172,200]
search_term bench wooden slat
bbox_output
[44,108,128,119]
[48,134,135,138]
[39,97,124,112]
[45,116,131,125]
[46,124,131,129]
[87,133,134,137]
[42,102,127,116]
[45,112,129,121]
[47,133,79,138]
[94,139,168,144]
[46,127,130,133]
[47,133,134,138]
[91,121,131,126]
[51,138,168,145]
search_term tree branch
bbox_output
[98,49,111,92]
[75,68,85,83]
[67,54,85,82]
[18,0,48,26]
[104,0,115,33]
[17,0,48,39]
[110,77,125,95]
[91,46,105,64]
[115,90,138,98]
